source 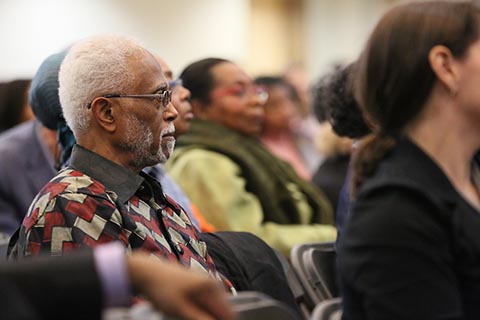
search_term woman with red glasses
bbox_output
[165,58,336,256]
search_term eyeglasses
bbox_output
[211,84,269,105]
[168,78,183,91]
[87,90,172,109]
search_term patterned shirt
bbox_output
[13,145,219,277]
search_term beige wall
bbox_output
[246,0,396,80]
[0,0,249,81]
[304,0,393,80]
[1,0,410,82]
[245,0,304,77]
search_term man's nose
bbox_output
[164,102,178,121]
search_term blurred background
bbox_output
[1,0,405,82]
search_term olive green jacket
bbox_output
[166,119,336,255]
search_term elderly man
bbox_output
[12,35,221,281]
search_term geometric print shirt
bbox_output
[12,145,220,278]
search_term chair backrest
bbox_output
[274,248,311,319]
[230,291,301,320]
[104,291,301,320]
[310,298,342,320]
[290,242,338,310]
[304,246,338,298]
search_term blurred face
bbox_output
[201,62,266,136]
[262,84,301,133]
[171,83,193,136]
[116,52,178,167]
[156,56,193,137]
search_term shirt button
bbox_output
[176,244,184,255]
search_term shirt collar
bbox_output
[70,144,144,203]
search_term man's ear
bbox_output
[429,45,460,96]
[90,97,116,133]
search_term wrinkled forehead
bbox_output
[128,50,167,92]
[153,55,173,81]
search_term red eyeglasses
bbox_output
[211,84,268,104]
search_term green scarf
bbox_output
[176,118,333,225]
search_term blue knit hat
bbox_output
[29,49,75,167]
[29,50,68,130]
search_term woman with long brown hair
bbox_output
[338,1,480,319]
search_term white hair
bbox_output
[58,33,150,136]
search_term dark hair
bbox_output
[254,76,299,102]
[0,79,31,132]
[312,63,370,139]
[179,58,229,105]
[352,1,480,194]
[254,76,285,88]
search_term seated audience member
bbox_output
[11,35,223,283]
[2,242,233,320]
[0,79,33,133]
[283,63,324,172]
[147,55,215,232]
[312,122,351,213]
[338,2,480,319]
[311,64,370,216]
[0,73,59,237]
[0,49,204,237]
[6,44,301,314]
[166,58,336,256]
[151,57,298,313]
[254,76,311,181]
[0,118,57,237]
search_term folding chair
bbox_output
[105,291,301,320]
[310,298,342,320]
[274,249,311,319]
[290,242,338,311]
[304,245,338,299]
[230,291,301,320]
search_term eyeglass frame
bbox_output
[168,78,183,90]
[86,89,172,110]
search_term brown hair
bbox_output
[352,1,480,195]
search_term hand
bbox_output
[127,252,235,320]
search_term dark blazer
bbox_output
[0,120,56,236]
[312,154,350,213]
[0,250,102,320]
[200,231,301,317]
[338,138,480,320]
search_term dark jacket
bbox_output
[0,120,56,236]
[200,231,301,318]
[0,250,102,320]
[339,138,480,320]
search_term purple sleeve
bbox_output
[93,242,131,307]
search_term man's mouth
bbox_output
[162,131,176,138]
